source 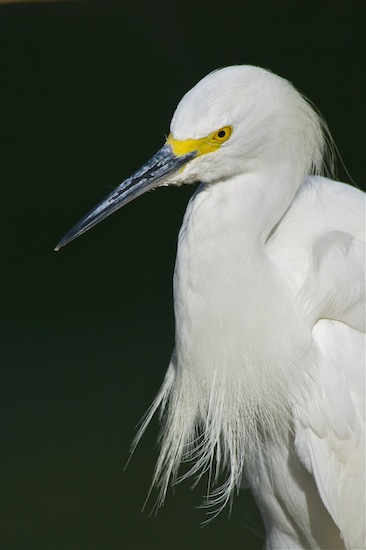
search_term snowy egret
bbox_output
[56,66,365,550]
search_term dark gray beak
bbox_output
[55,144,196,251]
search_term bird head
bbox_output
[55,66,324,250]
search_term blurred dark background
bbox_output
[0,1,365,548]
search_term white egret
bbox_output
[56,66,365,550]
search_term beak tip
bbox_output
[54,234,72,252]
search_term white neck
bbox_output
[174,164,306,358]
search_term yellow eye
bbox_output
[212,126,232,144]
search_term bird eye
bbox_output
[212,126,232,144]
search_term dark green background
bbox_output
[1,1,365,549]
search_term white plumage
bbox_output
[56,66,365,549]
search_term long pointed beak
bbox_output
[55,144,196,251]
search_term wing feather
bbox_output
[291,178,365,548]
[294,320,365,550]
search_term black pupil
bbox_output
[217,130,226,138]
